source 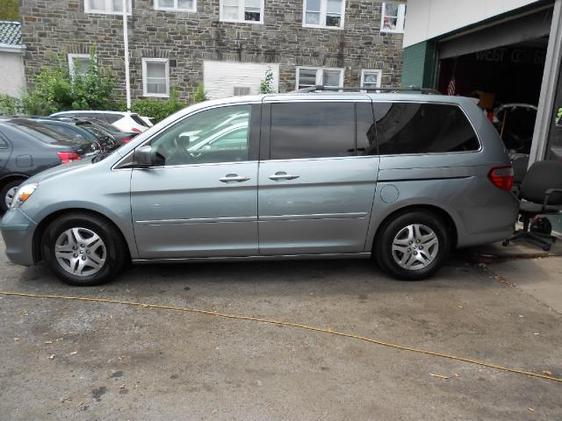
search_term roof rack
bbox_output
[295,85,441,95]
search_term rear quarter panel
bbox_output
[364,97,518,250]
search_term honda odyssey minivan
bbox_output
[1,92,519,286]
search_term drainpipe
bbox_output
[529,0,562,165]
[122,0,132,111]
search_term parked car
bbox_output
[0,118,93,212]
[50,110,150,133]
[1,92,519,286]
[28,118,120,152]
[70,117,138,144]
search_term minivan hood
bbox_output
[27,158,93,184]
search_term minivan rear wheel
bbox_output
[42,213,127,286]
[375,211,450,280]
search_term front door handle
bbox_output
[269,171,300,181]
[220,174,250,183]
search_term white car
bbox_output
[50,111,150,133]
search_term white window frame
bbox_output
[68,53,93,78]
[154,0,196,12]
[296,67,344,90]
[360,69,382,90]
[219,0,265,24]
[84,0,132,15]
[142,58,170,98]
[380,2,406,33]
[302,0,346,30]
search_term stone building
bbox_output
[19,0,406,100]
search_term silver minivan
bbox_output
[1,92,519,285]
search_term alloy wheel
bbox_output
[4,186,19,209]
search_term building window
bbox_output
[142,58,170,97]
[68,54,93,78]
[154,0,196,12]
[84,0,132,15]
[296,67,344,90]
[361,69,382,90]
[303,0,345,29]
[220,0,264,24]
[380,2,406,33]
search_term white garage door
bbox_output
[203,61,280,100]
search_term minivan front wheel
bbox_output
[375,211,450,280]
[42,213,127,286]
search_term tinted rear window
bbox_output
[372,102,480,155]
[270,102,355,159]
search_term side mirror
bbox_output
[134,145,155,167]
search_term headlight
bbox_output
[10,183,38,208]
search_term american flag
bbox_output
[447,78,456,96]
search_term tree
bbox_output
[22,49,117,115]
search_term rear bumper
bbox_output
[0,208,37,266]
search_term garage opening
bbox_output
[437,37,548,157]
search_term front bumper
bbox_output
[0,208,37,266]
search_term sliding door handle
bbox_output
[269,172,300,181]
[220,174,250,183]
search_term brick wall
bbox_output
[20,0,404,101]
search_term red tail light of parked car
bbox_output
[57,151,81,164]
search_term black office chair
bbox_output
[504,160,562,251]
[511,155,529,196]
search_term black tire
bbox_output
[374,210,451,281]
[42,212,128,286]
[0,179,24,213]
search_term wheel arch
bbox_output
[371,204,458,254]
[0,173,29,188]
[32,208,132,263]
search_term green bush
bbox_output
[131,89,186,123]
[192,83,207,103]
[0,0,18,20]
[22,50,116,115]
[260,67,275,94]
[0,94,20,115]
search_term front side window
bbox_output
[220,0,264,23]
[296,67,344,89]
[68,54,92,78]
[154,0,196,12]
[270,102,355,159]
[142,58,170,98]
[381,2,406,33]
[85,0,132,14]
[303,0,345,29]
[149,105,251,166]
[371,102,480,155]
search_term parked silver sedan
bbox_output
[1,92,518,285]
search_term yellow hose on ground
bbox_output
[1,290,560,384]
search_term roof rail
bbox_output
[295,85,441,95]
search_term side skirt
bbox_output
[132,252,372,264]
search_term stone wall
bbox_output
[20,0,404,100]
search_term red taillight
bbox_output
[121,136,132,143]
[57,151,81,164]
[488,166,514,191]
[131,128,142,133]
